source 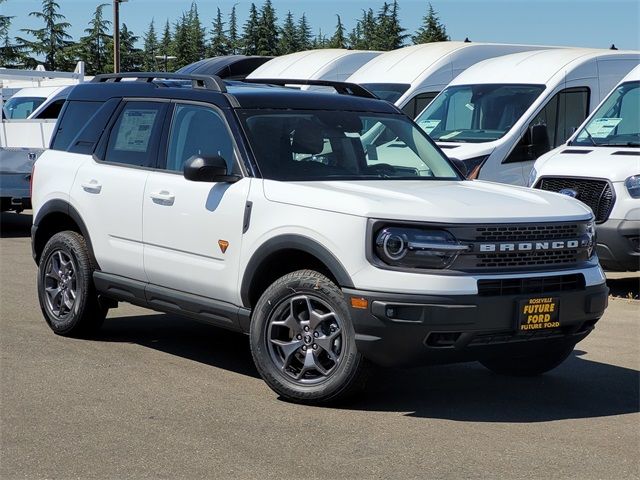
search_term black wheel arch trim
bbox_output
[240,234,354,308]
[32,199,98,267]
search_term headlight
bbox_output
[625,175,640,198]
[375,227,469,269]
[527,167,538,187]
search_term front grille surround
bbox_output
[535,176,615,223]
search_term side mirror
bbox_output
[183,155,240,183]
[529,124,550,157]
[449,157,468,178]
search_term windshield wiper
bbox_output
[603,142,640,147]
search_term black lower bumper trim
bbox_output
[343,283,609,367]
[596,219,640,271]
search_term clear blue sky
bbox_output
[3,0,639,50]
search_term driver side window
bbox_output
[165,104,235,173]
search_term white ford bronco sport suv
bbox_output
[31,73,609,404]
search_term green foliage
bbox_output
[412,3,449,44]
[16,0,72,70]
[78,3,111,75]
[328,15,346,49]
[209,8,230,57]
[6,0,450,72]
[142,20,159,72]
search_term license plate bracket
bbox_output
[518,297,560,332]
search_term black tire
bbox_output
[250,270,370,405]
[480,344,575,376]
[37,231,107,337]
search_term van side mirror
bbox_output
[449,158,468,178]
[183,155,240,183]
[529,124,550,158]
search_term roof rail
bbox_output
[91,72,227,93]
[242,78,376,99]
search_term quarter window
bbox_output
[104,101,166,167]
[165,104,235,173]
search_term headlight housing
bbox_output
[625,175,640,198]
[374,226,469,269]
[527,167,538,187]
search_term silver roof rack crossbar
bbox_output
[91,72,227,93]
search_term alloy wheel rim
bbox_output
[43,250,78,319]
[266,294,344,384]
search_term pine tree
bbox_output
[0,0,24,67]
[158,20,172,71]
[185,2,206,63]
[119,24,143,72]
[241,3,260,55]
[228,5,239,55]
[278,11,298,55]
[328,15,346,49]
[312,29,328,49]
[78,3,111,75]
[387,1,407,49]
[142,20,158,71]
[412,3,449,44]
[209,8,230,57]
[171,14,190,69]
[256,0,278,56]
[16,0,72,70]
[370,1,406,51]
[347,22,362,50]
[296,14,312,51]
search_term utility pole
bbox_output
[113,0,128,73]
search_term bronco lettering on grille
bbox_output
[478,240,580,253]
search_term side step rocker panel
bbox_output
[93,271,251,333]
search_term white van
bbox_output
[415,49,640,185]
[530,65,640,271]
[246,49,380,83]
[347,41,556,118]
[2,86,70,120]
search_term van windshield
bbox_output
[415,84,545,143]
[572,81,639,147]
[238,109,460,181]
[360,83,410,103]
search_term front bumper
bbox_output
[596,219,640,271]
[343,282,608,367]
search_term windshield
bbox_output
[415,84,545,143]
[360,83,410,103]
[238,109,460,181]
[2,96,46,119]
[572,81,639,147]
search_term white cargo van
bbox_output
[415,49,640,185]
[530,65,640,271]
[346,41,555,118]
[246,49,380,83]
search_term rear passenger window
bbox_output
[51,101,102,150]
[104,102,166,167]
[164,104,235,172]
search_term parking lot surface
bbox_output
[1,212,639,479]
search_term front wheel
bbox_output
[479,344,575,376]
[250,270,369,405]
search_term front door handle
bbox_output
[81,179,102,194]
[149,190,175,206]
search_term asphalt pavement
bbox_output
[1,211,639,479]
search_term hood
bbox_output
[536,145,640,182]
[436,142,496,160]
[262,179,592,223]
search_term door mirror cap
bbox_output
[183,155,240,183]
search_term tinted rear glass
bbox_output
[51,101,102,150]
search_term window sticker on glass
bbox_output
[586,117,623,138]
[465,103,475,111]
[419,119,441,134]
[439,130,462,140]
[114,109,158,152]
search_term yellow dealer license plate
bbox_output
[518,297,560,332]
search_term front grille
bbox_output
[475,250,579,269]
[475,224,579,242]
[535,177,614,223]
[477,274,585,296]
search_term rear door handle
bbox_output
[149,190,175,206]
[81,180,102,194]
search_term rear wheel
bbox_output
[37,231,107,337]
[250,270,369,404]
[480,344,575,376]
